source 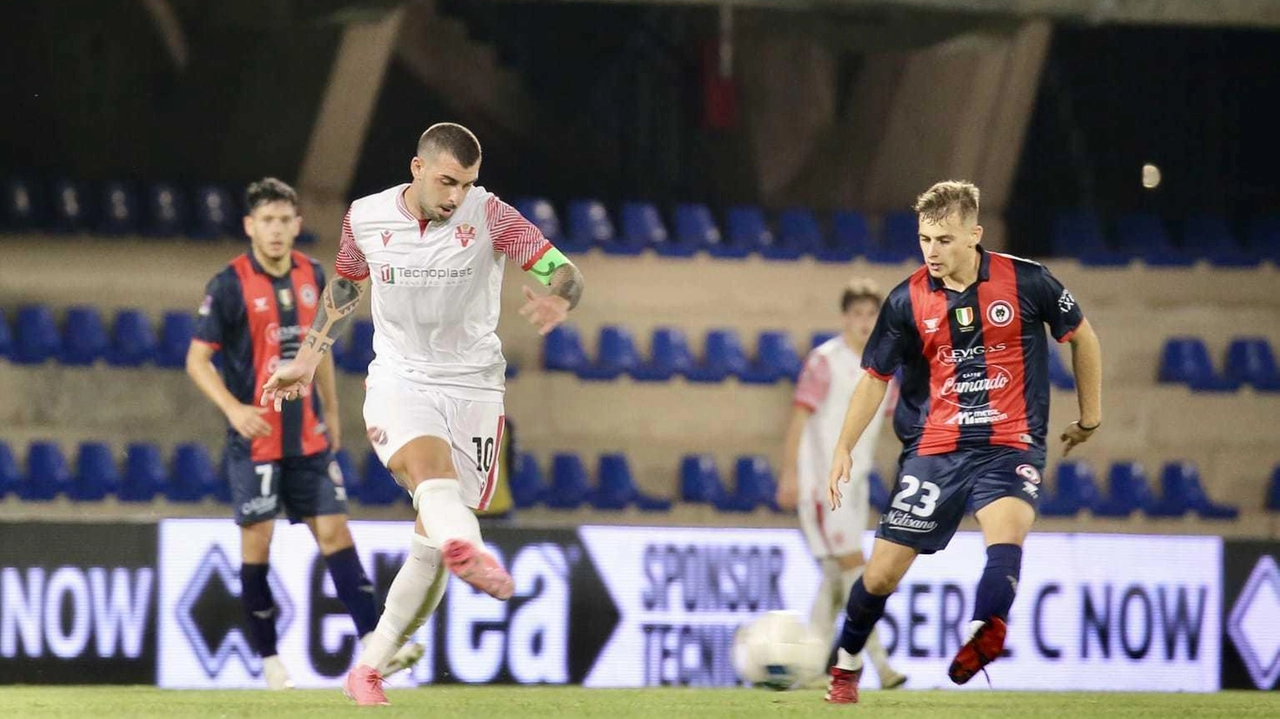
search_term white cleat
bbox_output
[383,641,425,679]
[263,655,295,690]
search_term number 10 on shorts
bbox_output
[471,436,495,472]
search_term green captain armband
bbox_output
[526,246,570,286]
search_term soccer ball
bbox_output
[731,610,828,690]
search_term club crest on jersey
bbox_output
[954,307,975,328]
[299,284,317,308]
[381,230,393,247]
[277,288,294,310]
[986,300,1015,327]
[455,223,477,248]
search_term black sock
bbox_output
[240,563,279,658]
[838,577,890,655]
[324,546,380,637]
[972,543,1023,621]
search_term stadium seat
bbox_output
[510,452,545,509]
[72,442,119,502]
[868,468,890,512]
[686,328,750,383]
[716,456,779,512]
[1158,337,1237,391]
[593,454,671,511]
[768,208,821,260]
[1047,339,1076,390]
[811,331,837,351]
[98,181,138,236]
[673,203,722,255]
[827,210,871,262]
[1246,215,1280,261]
[22,441,72,500]
[1051,212,1128,266]
[725,206,772,257]
[740,330,802,384]
[145,182,189,237]
[119,443,165,502]
[153,311,190,368]
[543,324,588,374]
[874,211,922,264]
[632,327,695,382]
[1225,337,1280,391]
[622,202,689,257]
[680,454,727,504]
[1116,213,1193,266]
[2,176,40,231]
[359,450,403,506]
[338,320,375,374]
[1182,215,1257,267]
[1147,462,1194,518]
[513,197,562,243]
[546,453,590,509]
[1093,461,1156,517]
[50,179,91,234]
[60,306,109,365]
[191,185,238,240]
[109,309,158,367]
[13,305,61,365]
[331,449,358,494]
[0,310,12,360]
[1160,461,1238,519]
[566,199,616,251]
[168,443,217,503]
[1039,460,1101,517]
[578,325,641,381]
[1266,466,1280,512]
[0,442,19,498]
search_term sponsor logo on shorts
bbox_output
[367,427,388,446]
[1022,481,1040,498]
[1016,464,1041,484]
[240,495,277,517]
[884,509,938,533]
[986,300,1015,327]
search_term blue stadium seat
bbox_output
[686,328,749,383]
[1225,337,1280,391]
[145,182,189,237]
[593,454,671,511]
[1116,213,1193,266]
[23,441,72,500]
[3,176,40,231]
[716,456,779,512]
[1156,462,1238,519]
[0,310,11,361]
[1267,466,1280,512]
[72,442,119,501]
[578,325,640,381]
[566,199,616,251]
[512,197,562,244]
[331,449,358,496]
[680,454,726,504]
[1093,461,1156,517]
[1051,212,1128,266]
[811,331,837,351]
[868,468,890,512]
[1246,215,1280,261]
[1158,337,1237,391]
[1039,460,1101,517]
[621,202,689,257]
[338,320,375,374]
[0,442,19,498]
[510,452,545,509]
[632,327,694,382]
[1148,462,1196,518]
[153,311,189,368]
[673,204,722,255]
[725,206,772,257]
[543,325,588,373]
[109,309,158,367]
[120,443,165,502]
[13,305,61,365]
[740,330,802,384]
[168,443,217,503]
[769,209,821,260]
[98,181,138,236]
[1182,215,1257,267]
[60,306,109,365]
[50,179,91,234]
[1047,339,1076,390]
[828,210,871,262]
[360,451,403,506]
[873,211,922,264]
[546,453,590,509]
[191,185,239,240]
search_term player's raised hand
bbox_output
[226,403,272,440]
[828,451,853,510]
[518,285,570,336]
[261,360,316,412]
[1060,420,1099,456]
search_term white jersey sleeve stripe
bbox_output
[335,208,370,280]
[486,195,552,270]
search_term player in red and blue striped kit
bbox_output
[822,181,1104,703]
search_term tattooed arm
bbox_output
[519,259,583,336]
[261,276,369,410]
[548,261,584,310]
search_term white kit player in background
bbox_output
[776,279,907,690]
[260,123,584,706]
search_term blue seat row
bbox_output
[0,306,193,367]
[509,453,672,512]
[1050,211,1278,267]
[0,441,227,503]
[1039,460,1240,519]
[0,176,314,242]
[512,198,918,263]
[1158,336,1280,392]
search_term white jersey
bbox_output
[793,336,889,504]
[335,184,551,400]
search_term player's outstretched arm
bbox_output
[519,259,583,336]
[261,276,370,411]
[1061,318,1102,456]
[827,374,889,510]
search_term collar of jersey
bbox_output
[928,245,991,292]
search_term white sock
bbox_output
[356,535,445,672]
[412,479,483,547]
[836,647,863,672]
[839,566,892,677]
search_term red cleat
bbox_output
[343,663,389,706]
[949,616,1007,685]
[442,539,514,600]
[824,667,862,704]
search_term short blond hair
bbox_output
[840,277,882,312]
[914,180,980,224]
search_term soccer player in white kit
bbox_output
[776,279,906,689]
[260,123,584,705]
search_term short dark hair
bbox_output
[417,123,482,167]
[840,278,882,312]
[244,177,298,213]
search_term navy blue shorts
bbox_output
[875,445,1044,554]
[225,441,349,526]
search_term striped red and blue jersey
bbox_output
[862,247,1084,456]
[193,251,330,462]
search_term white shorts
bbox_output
[363,377,505,510]
[797,475,868,559]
